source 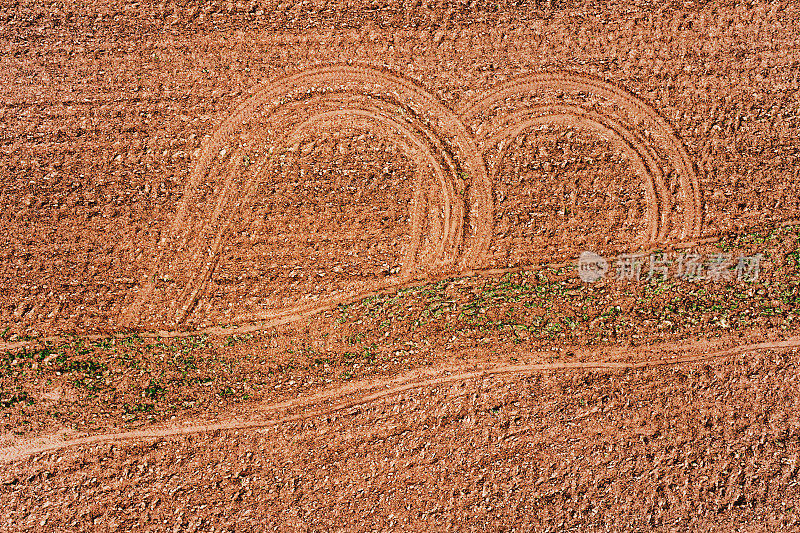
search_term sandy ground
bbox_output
[2,339,799,530]
[2,0,800,530]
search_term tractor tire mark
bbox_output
[3,215,800,354]
[461,71,702,243]
[484,104,669,244]
[3,336,798,463]
[123,64,489,329]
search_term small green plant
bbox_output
[336,304,351,324]
[90,338,114,350]
[62,358,106,378]
[0,391,33,409]
[345,332,364,346]
[119,334,143,347]
[223,333,253,347]
[144,379,166,399]
[124,402,153,414]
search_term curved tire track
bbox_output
[3,336,798,463]
[123,64,491,329]
[461,71,702,247]
[122,68,700,331]
[177,104,462,326]
[484,104,669,244]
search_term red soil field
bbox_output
[2,0,800,530]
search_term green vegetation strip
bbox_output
[1,224,798,434]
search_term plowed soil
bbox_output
[2,0,800,530]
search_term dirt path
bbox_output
[3,335,797,464]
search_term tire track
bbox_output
[173,105,459,325]
[3,216,799,352]
[461,71,702,245]
[484,104,668,244]
[275,106,459,276]
[3,336,798,463]
[123,64,490,329]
